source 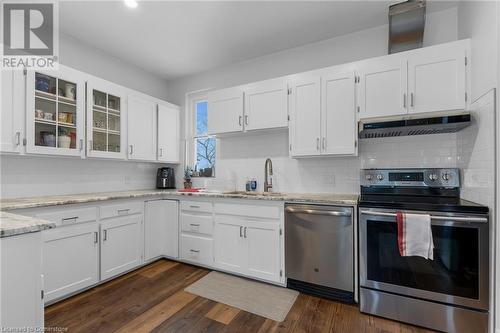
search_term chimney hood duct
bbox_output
[389,0,426,54]
[359,113,472,139]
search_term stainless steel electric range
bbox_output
[358,168,489,333]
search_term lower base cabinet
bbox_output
[144,199,178,261]
[42,223,99,303]
[179,234,213,266]
[0,232,44,329]
[101,214,143,280]
[213,202,284,284]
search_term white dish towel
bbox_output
[396,212,434,260]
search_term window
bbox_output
[193,100,215,177]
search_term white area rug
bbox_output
[185,271,299,322]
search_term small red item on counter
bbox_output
[177,189,201,193]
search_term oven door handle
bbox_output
[360,210,488,223]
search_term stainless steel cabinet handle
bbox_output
[61,216,78,223]
[189,205,200,209]
[103,229,108,241]
[410,93,414,107]
[322,138,326,150]
[245,115,249,125]
[316,138,320,150]
[239,226,243,237]
[159,148,163,157]
[15,132,20,146]
[129,145,133,155]
[94,232,98,244]
[238,116,242,126]
[79,139,83,151]
[190,223,200,227]
[403,93,407,108]
[285,207,352,217]
[117,208,130,214]
[89,140,93,151]
[359,210,487,223]
[190,249,200,253]
[244,227,247,238]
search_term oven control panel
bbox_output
[361,168,460,188]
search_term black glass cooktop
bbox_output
[359,194,489,214]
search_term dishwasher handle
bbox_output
[285,207,351,217]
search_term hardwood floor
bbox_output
[45,259,435,333]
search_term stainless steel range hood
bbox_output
[389,0,426,54]
[359,113,472,139]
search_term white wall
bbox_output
[168,7,459,193]
[0,34,172,199]
[59,33,169,100]
[457,1,499,332]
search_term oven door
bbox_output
[359,208,489,310]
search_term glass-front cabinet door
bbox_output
[26,66,85,157]
[86,78,126,159]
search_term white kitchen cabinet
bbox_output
[101,213,143,280]
[358,55,408,119]
[207,87,244,135]
[157,103,180,163]
[289,76,321,157]
[144,199,178,261]
[1,70,24,153]
[179,234,213,266]
[321,69,357,155]
[86,77,127,159]
[244,79,288,131]
[127,94,157,161]
[26,65,86,157]
[214,216,247,274]
[289,69,357,158]
[408,41,467,114]
[213,201,284,284]
[42,222,99,303]
[245,221,281,282]
[0,232,44,330]
[358,39,469,119]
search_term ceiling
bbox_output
[60,1,458,80]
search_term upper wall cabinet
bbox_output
[357,56,407,119]
[358,39,470,120]
[1,70,24,154]
[407,41,467,114]
[86,77,127,159]
[289,76,321,157]
[289,68,357,158]
[157,103,180,163]
[26,66,86,157]
[127,94,158,161]
[243,79,288,131]
[207,87,244,135]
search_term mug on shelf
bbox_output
[40,132,55,147]
[44,113,53,121]
[65,84,76,100]
[58,135,71,148]
[35,109,44,119]
[35,76,50,92]
[58,113,68,123]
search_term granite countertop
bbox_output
[0,189,359,211]
[0,211,55,238]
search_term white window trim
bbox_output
[184,89,216,178]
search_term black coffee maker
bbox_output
[156,167,176,189]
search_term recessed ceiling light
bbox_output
[124,0,138,9]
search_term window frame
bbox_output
[185,90,216,178]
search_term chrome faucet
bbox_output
[264,158,273,192]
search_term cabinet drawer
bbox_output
[35,207,97,226]
[180,212,213,236]
[214,202,281,220]
[180,234,213,266]
[180,200,213,213]
[100,201,143,219]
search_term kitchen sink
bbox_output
[224,191,284,197]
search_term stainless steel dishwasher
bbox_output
[285,204,355,303]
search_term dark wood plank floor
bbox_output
[45,259,435,333]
